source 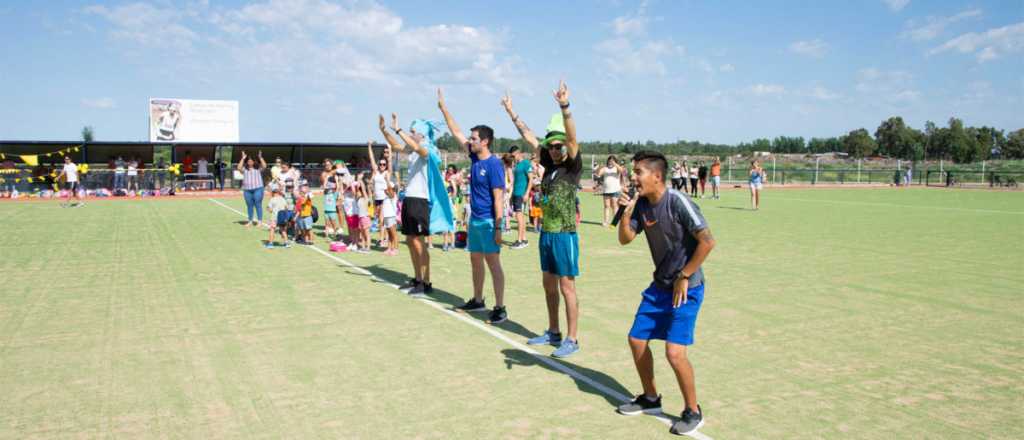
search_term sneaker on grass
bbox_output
[398,278,420,292]
[407,282,432,298]
[670,405,704,435]
[487,305,507,324]
[552,338,579,358]
[527,330,562,346]
[616,394,662,416]
[455,298,486,312]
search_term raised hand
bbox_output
[390,113,400,132]
[378,114,386,131]
[437,88,446,110]
[501,91,513,113]
[553,80,570,106]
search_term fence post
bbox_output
[728,156,732,183]
[981,160,986,184]
[772,156,776,183]
[814,157,819,185]
[857,159,861,183]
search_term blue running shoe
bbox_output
[527,330,562,346]
[552,338,579,358]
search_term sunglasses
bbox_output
[546,143,565,150]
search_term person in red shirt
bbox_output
[183,151,194,173]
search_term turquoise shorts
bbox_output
[324,211,339,221]
[467,217,501,254]
[539,231,579,277]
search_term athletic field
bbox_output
[1,188,1021,439]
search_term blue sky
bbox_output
[1,0,1021,144]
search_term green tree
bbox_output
[842,128,877,158]
[81,126,94,143]
[1004,129,1024,159]
[948,118,981,163]
[874,116,919,159]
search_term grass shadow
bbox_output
[716,206,750,211]
[501,348,633,409]
[361,263,539,340]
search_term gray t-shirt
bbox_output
[629,188,708,291]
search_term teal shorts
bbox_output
[539,231,579,277]
[467,217,501,254]
[324,211,339,221]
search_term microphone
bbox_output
[611,187,636,227]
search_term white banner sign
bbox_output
[149,98,239,143]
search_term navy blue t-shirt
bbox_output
[468,146,506,220]
[629,188,708,290]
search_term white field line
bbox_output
[770,196,1024,215]
[208,198,712,439]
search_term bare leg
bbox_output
[407,235,423,281]
[517,211,527,242]
[542,272,561,333]
[628,337,658,398]
[666,343,699,412]
[559,275,579,340]
[484,252,505,307]
[470,252,485,301]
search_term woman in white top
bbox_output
[596,155,625,227]
[671,162,684,190]
[126,160,139,192]
[367,140,392,246]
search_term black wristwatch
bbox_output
[678,272,691,281]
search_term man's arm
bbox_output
[679,228,715,279]
[500,92,540,152]
[390,113,429,157]
[554,81,579,159]
[437,88,468,146]
[378,114,403,151]
[492,187,504,245]
[616,192,639,245]
[366,140,378,175]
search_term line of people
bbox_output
[232,81,716,436]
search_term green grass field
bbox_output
[1,187,1021,439]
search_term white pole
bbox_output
[981,160,986,184]
[772,156,776,183]
[857,159,861,183]
[815,157,820,184]
[728,156,733,183]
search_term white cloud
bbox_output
[901,8,982,41]
[81,97,116,109]
[85,0,523,91]
[789,39,829,58]
[809,85,840,100]
[719,63,734,73]
[748,84,785,96]
[929,21,1024,62]
[85,3,198,52]
[884,0,910,12]
[595,1,683,77]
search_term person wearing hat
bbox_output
[501,80,581,357]
[438,88,508,324]
[378,112,455,297]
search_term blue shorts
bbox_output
[276,210,294,227]
[467,217,501,254]
[539,231,579,277]
[297,216,313,230]
[628,282,705,346]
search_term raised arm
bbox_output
[378,114,402,151]
[437,88,468,146]
[390,113,428,157]
[258,151,266,169]
[554,81,579,159]
[500,91,540,152]
[236,151,246,171]
[367,140,378,175]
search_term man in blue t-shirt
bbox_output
[614,150,716,436]
[509,145,533,249]
[437,88,509,324]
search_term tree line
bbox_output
[434,117,1024,163]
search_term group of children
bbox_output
[263,160,401,254]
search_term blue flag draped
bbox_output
[411,119,454,234]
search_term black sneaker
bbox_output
[511,241,528,250]
[455,298,486,312]
[398,278,420,292]
[488,306,508,324]
[670,405,704,435]
[617,394,662,416]
[408,282,433,297]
